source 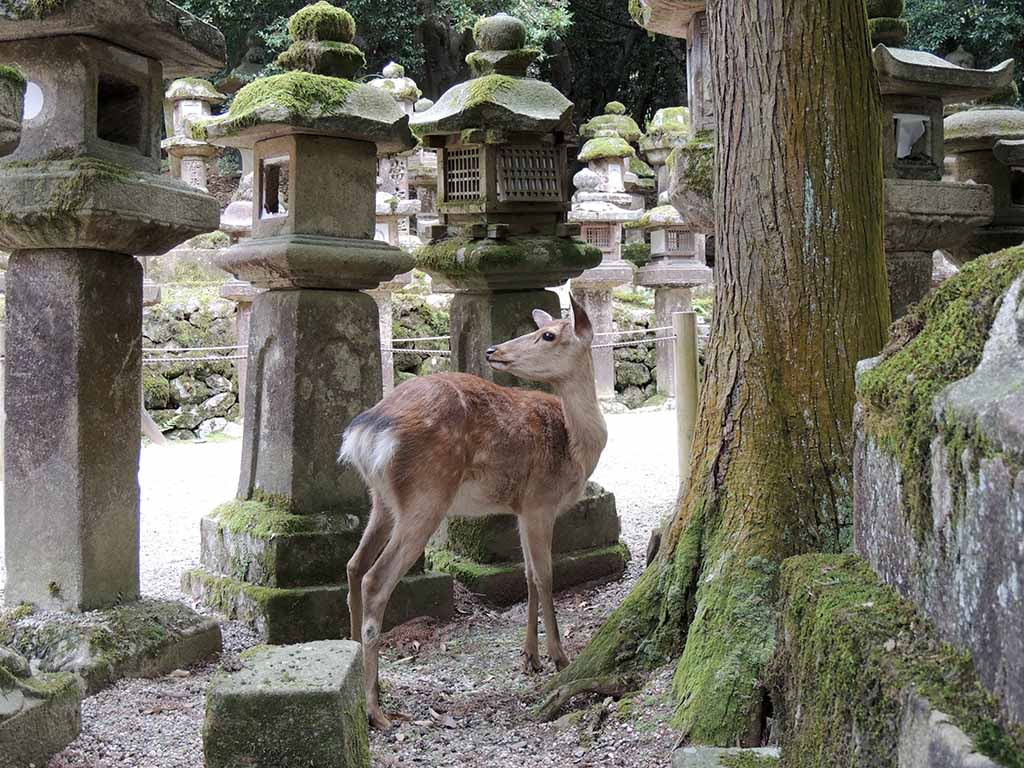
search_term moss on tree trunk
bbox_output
[555,0,890,746]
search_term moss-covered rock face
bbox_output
[288,1,356,43]
[0,65,26,87]
[772,554,1024,767]
[857,245,1024,540]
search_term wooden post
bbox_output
[673,311,699,492]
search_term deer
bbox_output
[338,294,608,730]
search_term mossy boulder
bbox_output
[288,1,356,43]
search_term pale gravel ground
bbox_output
[1,407,681,768]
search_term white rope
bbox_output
[143,355,247,363]
[392,335,451,343]
[382,348,452,356]
[141,345,245,353]
[594,326,674,338]
[592,336,677,350]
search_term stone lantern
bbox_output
[569,121,642,399]
[872,43,1013,316]
[411,12,628,603]
[407,97,440,239]
[0,0,224,614]
[944,86,1024,263]
[181,1,453,643]
[162,78,226,191]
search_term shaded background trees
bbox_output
[176,0,686,127]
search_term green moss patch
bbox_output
[772,554,1024,766]
[465,74,518,108]
[276,40,365,78]
[674,130,714,202]
[0,157,137,220]
[622,242,651,267]
[578,135,635,162]
[720,754,780,768]
[288,1,356,43]
[0,65,26,86]
[415,236,599,280]
[858,245,1024,540]
[869,16,909,46]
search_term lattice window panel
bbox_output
[497,146,562,202]
[582,224,613,250]
[445,147,482,201]
[666,229,691,253]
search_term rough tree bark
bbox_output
[551,0,890,746]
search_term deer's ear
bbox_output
[569,294,593,343]
[532,309,554,328]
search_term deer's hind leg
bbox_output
[347,493,392,643]
[360,490,453,730]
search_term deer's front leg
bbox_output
[522,516,568,671]
[518,523,543,674]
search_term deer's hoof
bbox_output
[369,708,393,731]
[522,651,543,675]
[554,655,569,672]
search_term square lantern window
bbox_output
[582,223,613,252]
[882,95,944,181]
[445,145,483,201]
[665,229,695,254]
[497,146,563,202]
[1011,168,1024,207]
[97,75,144,150]
[894,114,931,163]
[260,154,290,220]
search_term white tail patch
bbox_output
[338,421,398,482]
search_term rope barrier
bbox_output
[392,335,451,343]
[141,345,245,353]
[143,355,247,364]
[382,348,452,356]
[592,336,677,350]
[594,326,673,338]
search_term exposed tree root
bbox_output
[535,674,639,722]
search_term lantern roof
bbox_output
[639,106,690,153]
[193,3,413,155]
[579,102,642,144]
[370,62,423,105]
[166,78,226,104]
[0,0,225,78]
[873,45,1015,102]
[410,13,571,137]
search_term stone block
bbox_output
[4,250,143,611]
[0,670,81,768]
[672,747,779,767]
[182,569,454,646]
[0,600,222,695]
[204,641,369,768]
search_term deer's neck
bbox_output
[552,353,607,476]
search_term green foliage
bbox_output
[858,245,1024,541]
[905,0,1024,101]
[621,242,651,267]
[773,554,1024,766]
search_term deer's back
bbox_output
[367,373,575,514]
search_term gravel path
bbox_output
[1,408,682,768]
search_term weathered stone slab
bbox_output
[0,669,81,768]
[182,569,453,646]
[855,273,1024,726]
[0,600,222,695]
[204,640,369,768]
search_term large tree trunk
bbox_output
[553,0,889,746]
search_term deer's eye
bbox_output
[542,331,556,342]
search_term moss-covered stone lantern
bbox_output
[944,83,1024,263]
[412,12,598,376]
[411,13,627,605]
[0,0,224,616]
[872,40,1013,316]
[162,77,226,191]
[181,2,454,644]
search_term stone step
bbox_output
[0,669,82,768]
[182,568,454,645]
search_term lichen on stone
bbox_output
[858,245,1024,540]
[415,235,599,279]
[578,135,635,162]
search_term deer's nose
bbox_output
[485,346,498,357]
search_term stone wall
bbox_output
[142,285,240,440]
[854,246,1024,730]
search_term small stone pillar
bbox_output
[182,2,453,643]
[944,90,1024,263]
[569,104,645,398]
[162,78,226,191]
[871,25,1011,316]
[218,278,259,411]
[637,106,712,396]
[412,13,628,603]
[407,100,439,241]
[0,0,224,612]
